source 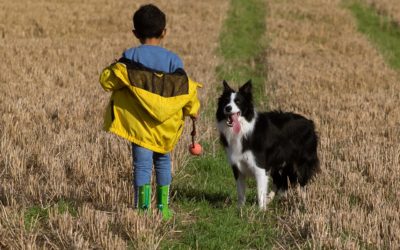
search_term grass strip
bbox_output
[161,0,279,249]
[218,0,267,104]
[348,1,400,69]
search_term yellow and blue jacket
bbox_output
[99,59,202,154]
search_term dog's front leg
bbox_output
[236,173,246,207]
[255,168,269,210]
[232,164,246,208]
[232,164,246,207]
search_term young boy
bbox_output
[99,4,201,219]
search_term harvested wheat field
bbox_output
[0,0,227,248]
[1,0,400,248]
[266,0,400,248]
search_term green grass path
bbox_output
[348,1,400,69]
[161,0,279,249]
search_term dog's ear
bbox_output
[222,80,233,93]
[239,80,252,95]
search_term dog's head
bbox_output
[216,80,255,132]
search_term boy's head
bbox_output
[133,4,166,41]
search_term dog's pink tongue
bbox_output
[231,113,241,134]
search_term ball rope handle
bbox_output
[190,117,197,147]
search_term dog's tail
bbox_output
[296,153,320,186]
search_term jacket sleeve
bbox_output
[182,79,202,117]
[99,63,130,92]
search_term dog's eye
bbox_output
[234,99,240,104]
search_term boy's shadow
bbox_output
[171,185,258,209]
[172,185,233,209]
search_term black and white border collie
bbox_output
[216,80,320,209]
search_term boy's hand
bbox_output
[190,114,198,121]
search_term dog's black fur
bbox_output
[217,80,320,194]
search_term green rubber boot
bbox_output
[157,185,173,220]
[138,184,151,211]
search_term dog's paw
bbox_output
[267,191,276,201]
[276,189,287,199]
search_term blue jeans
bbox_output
[132,144,172,187]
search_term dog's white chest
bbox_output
[222,131,259,177]
[217,115,260,177]
[235,150,258,177]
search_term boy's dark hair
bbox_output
[133,4,166,39]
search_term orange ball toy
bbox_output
[189,143,202,156]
